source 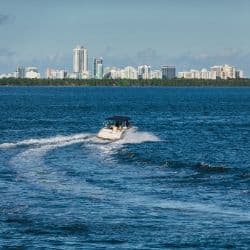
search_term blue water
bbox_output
[0,87,249,249]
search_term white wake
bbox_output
[119,127,160,144]
[0,133,91,149]
[82,127,161,156]
[7,133,106,197]
[2,132,249,220]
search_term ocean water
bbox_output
[0,86,249,249]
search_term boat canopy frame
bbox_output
[105,116,131,122]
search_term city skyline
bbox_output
[1,48,243,81]
[0,1,250,76]
[0,43,245,80]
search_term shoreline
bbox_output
[0,78,250,87]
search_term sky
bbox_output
[0,0,250,76]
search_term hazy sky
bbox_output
[0,0,250,76]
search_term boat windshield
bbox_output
[104,120,115,129]
[104,119,129,129]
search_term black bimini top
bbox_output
[106,116,131,122]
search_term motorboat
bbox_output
[97,116,131,140]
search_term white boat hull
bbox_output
[97,127,127,140]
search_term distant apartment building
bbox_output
[223,64,236,79]
[200,68,211,79]
[93,58,103,79]
[0,66,40,79]
[151,70,162,79]
[0,73,15,78]
[121,66,138,79]
[178,64,243,80]
[210,64,236,79]
[67,72,79,79]
[16,66,26,78]
[46,68,67,79]
[103,66,138,80]
[162,66,176,80]
[103,67,121,79]
[235,70,244,79]
[138,65,151,79]
[103,65,173,80]
[73,45,88,79]
[210,66,223,79]
[178,69,216,80]
[25,67,40,79]
[177,71,190,79]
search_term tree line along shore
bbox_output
[0,78,250,87]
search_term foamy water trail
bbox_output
[119,127,160,144]
[85,127,160,157]
[0,127,160,149]
[9,133,105,198]
[4,133,249,220]
[155,200,250,220]
[124,195,250,220]
[0,133,92,149]
[5,128,159,196]
[83,133,250,220]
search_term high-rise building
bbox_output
[73,45,88,75]
[138,65,151,79]
[16,66,26,78]
[94,58,103,79]
[235,70,244,79]
[162,66,176,80]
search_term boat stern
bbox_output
[97,127,125,140]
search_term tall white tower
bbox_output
[73,45,88,74]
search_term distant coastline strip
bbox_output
[0,78,250,87]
